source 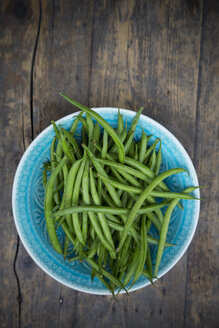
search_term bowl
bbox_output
[12,108,200,295]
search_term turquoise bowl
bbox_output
[12,108,200,295]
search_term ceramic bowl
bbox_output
[12,108,200,295]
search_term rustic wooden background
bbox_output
[0,0,218,327]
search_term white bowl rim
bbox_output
[12,107,200,295]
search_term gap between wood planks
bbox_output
[183,0,205,326]
[13,1,42,327]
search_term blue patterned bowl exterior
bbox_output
[12,108,200,295]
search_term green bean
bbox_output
[102,189,115,208]
[117,108,123,136]
[120,236,132,267]
[109,129,127,153]
[95,272,114,294]
[128,142,135,158]
[124,131,135,155]
[116,168,143,188]
[64,236,69,259]
[90,225,95,240]
[95,157,149,181]
[56,138,63,156]
[82,145,123,208]
[50,136,61,205]
[56,139,64,182]
[97,174,197,200]
[61,222,76,247]
[59,129,75,163]
[44,157,67,254]
[59,162,68,210]
[125,107,143,143]
[86,257,123,288]
[70,111,84,133]
[87,244,97,259]
[53,202,170,218]
[61,128,82,159]
[147,235,174,247]
[86,113,94,144]
[155,141,162,175]
[95,125,105,199]
[121,191,128,208]
[101,129,108,159]
[154,208,164,224]
[72,157,86,245]
[132,216,147,285]
[103,250,108,267]
[98,244,105,273]
[82,126,88,144]
[117,168,187,251]
[78,117,88,133]
[119,251,131,273]
[92,122,101,148]
[154,197,180,277]
[53,181,64,195]
[64,159,82,231]
[109,166,126,185]
[97,177,102,201]
[152,191,199,200]
[109,154,169,192]
[146,246,153,281]
[123,246,140,287]
[146,211,161,231]
[51,121,60,140]
[56,215,66,228]
[81,161,115,254]
[42,168,47,189]
[144,139,159,164]
[90,168,115,251]
[50,137,57,167]
[68,255,80,262]
[82,212,88,243]
[149,149,156,172]
[142,269,153,280]
[139,129,147,163]
[183,186,200,194]
[105,213,123,225]
[91,268,96,282]
[61,94,125,163]
[134,143,138,161]
[106,220,137,240]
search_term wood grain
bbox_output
[87,1,203,327]
[32,0,94,136]
[0,0,218,327]
[184,1,219,327]
[17,1,95,328]
[0,0,37,327]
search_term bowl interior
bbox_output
[12,108,200,294]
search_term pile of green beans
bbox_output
[42,94,199,296]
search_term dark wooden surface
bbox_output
[0,0,218,327]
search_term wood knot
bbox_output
[20,254,34,270]
[13,1,28,19]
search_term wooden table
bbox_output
[1,1,218,327]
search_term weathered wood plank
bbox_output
[17,1,94,328]
[184,0,219,327]
[7,0,218,327]
[89,0,203,156]
[85,1,202,327]
[32,0,94,136]
[56,1,203,327]
[0,0,38,327]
